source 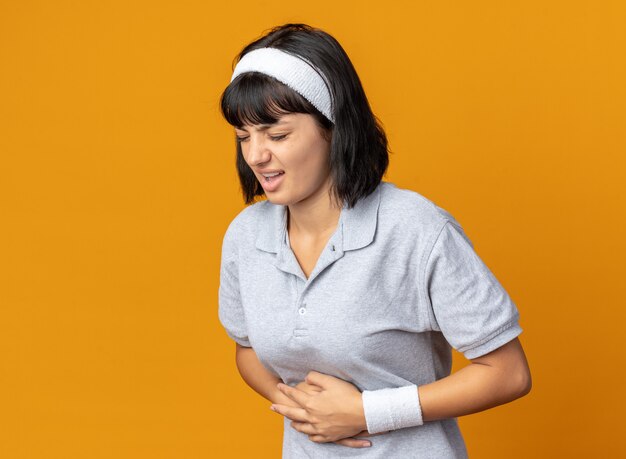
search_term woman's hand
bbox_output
[293,380,375,448]
[270,371,387,447]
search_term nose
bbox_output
[244,134,271,167]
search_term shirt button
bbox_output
[298,307,307,315]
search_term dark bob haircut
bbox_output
[220,23,389,208]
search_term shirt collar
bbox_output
[255,182,382,254]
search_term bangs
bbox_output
[220,72,320,128]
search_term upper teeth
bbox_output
[262,172,282,177]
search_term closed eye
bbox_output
[235,134,287,143]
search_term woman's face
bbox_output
[235,113,332,207]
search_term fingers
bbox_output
[304,370,345,388]
[289,422,373,448]
[277,382,310,407]
[305,370,332,387]
[303,434,373,448]
[294,381,323,394]
[333,438,372,448]
[290,420,317,435]
[270,403,310,423]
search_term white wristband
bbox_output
[361,385,424,434]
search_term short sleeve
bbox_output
[217,224,251,347]
[423,219,523,359]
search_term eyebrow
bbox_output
[236,120,288,132]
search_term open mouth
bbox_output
[263,171,285,183]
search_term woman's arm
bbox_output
[418,337,532,421]
[234,343,373,448]
[235,343,293,405]
[272,337,532,442]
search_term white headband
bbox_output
[230,47,335,123]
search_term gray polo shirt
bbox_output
[218,181,523,458]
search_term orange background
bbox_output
[1,1,625,457]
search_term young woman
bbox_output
[218,23,532,458]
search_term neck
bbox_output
[287,179,343,239]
